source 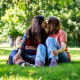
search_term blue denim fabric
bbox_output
[9,49,36,64]
[46,37,59,61]
[35,44,47,64]
[24,49,36,59]
[9,37,69,64]
[10,50,18,64]
[35,37,69,64]
[58,51,69,63]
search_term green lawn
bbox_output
[0,47,80,80]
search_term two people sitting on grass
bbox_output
[7,15,71,67]
[35,16,71,67]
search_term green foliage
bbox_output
[0,0,80,46]
[1,5,27,38]
[58,4,80,46]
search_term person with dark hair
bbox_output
[7,15,47,66]
[35,16,71,67]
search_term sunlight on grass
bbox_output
[71,53,80,61]
[0,47,80,80]
[71,57,80,61]
[0,47,17,50]
[0,56,8,60]
[0,71,42,80]
[0,76,37,80]
[0,56,8,64]
[68,48,80,50]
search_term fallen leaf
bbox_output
[29,71,34,75]
[49,70,52,73]
[1,51,5,54]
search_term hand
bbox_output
[51,50,58,56]
[13,54,21,64]
[13,56,25,64]
[13,55,18,64]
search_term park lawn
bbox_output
[0,47,80,80]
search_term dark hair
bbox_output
[26,15,47,46]
[48,16,60,34]
[34,15,44,25]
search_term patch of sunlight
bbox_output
[0,75,39,80]
[71,54,80,57]
[0,56,8,64]
[0,61,6,64]
[0,47,17,50]
[68,48,80,50]
[72,72,78,77]
[0,56,8,60]
[71,56,80,61]
[65,77,69,80]
[70,50,80,61]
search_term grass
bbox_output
[0,47,80,80]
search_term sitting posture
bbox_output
[35,16,71,67]
[7,15,47,66]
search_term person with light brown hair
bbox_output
[35,16,71,67]
[47,16,71,66]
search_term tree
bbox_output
[1,0,80,47]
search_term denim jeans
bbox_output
[35,37,69,64]
[9,49,36,64]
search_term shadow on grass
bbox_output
[0,48,80,80]
[0,60,80,80]
[71,61,80,64]
[0,64,51,80]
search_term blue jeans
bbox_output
[9,49,36,64]
[9,50,18,64]
[35,37,69,64]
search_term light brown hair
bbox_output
[48,16,60,34]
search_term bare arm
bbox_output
[13,33,28,63]
[51,42,66,56]
[13,32,37,63]
[57,42,66,54]
[13,49,21,64]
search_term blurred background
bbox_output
[0,0,80,47]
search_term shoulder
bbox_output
[58,29,67,43]
[59,29,66,33]
[58,29,66,35]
